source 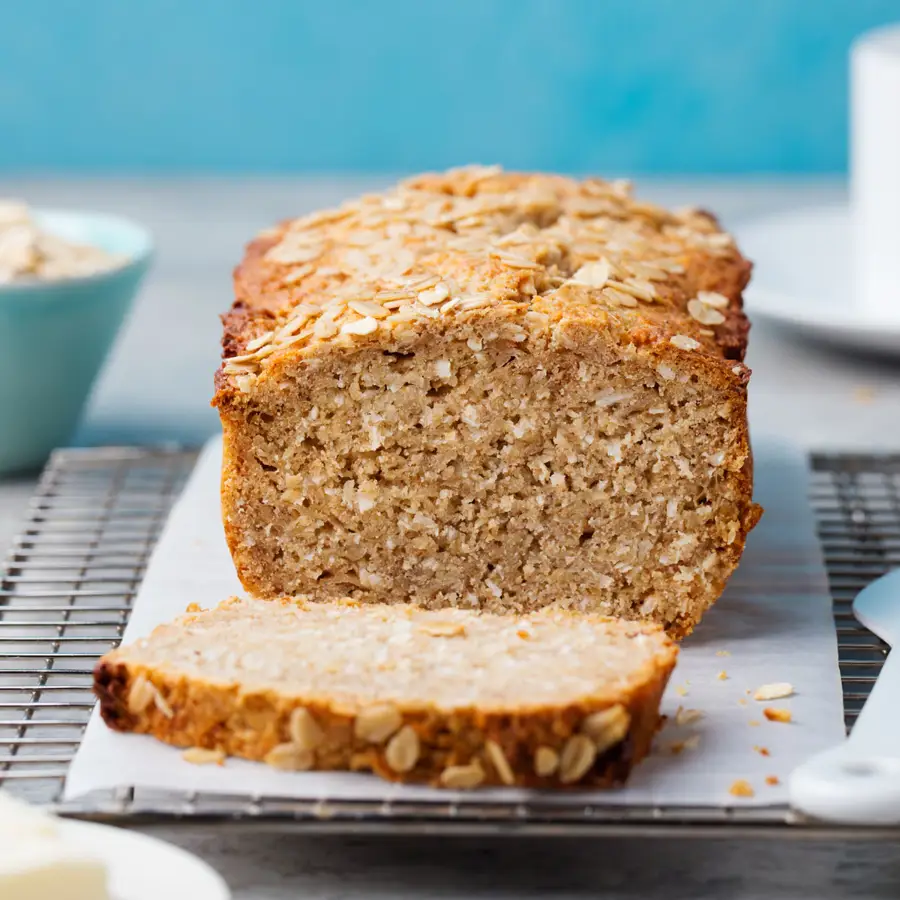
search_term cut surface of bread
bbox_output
[214,166,761,636]
[95,597,678,789]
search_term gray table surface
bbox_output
[2,178,899,898]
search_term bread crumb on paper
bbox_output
[763,707,792,724]
[753,745,770,757]
[666,734,701,755]
[753,682,794,701]
[182,747,226,766]
[729,779,755,798]
[674,707,705,727]
[765,775,780,786]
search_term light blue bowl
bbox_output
[0,210,152,474]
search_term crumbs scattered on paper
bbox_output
[666,734,701,755]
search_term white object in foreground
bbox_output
[738,23,900,355]
[0,790,230,900]
[852,24,900,320]
[790,569,900,824]
[0,791,108,899]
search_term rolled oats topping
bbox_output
[687,298,726,326]
[126,674,157,715]
[264,742,315,771]
[570,259,612,288]
[669,334,701,351]
[559,734,597,784]
[439,760,486,789]
[696,290,730,308]
[581,704,631,753]
[289,707,325,750]
[220,167,744,381]
[385,725,420,773]
[182,747,226,766]
[152,687,174,719]
[534,746,560,777]
[354,704,403,743]
[484,739,516,785]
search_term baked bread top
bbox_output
[215,166,751,402]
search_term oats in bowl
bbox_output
[0,204,151,473]
[0,200,127,284]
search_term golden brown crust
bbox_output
[213,166,752,405]
[94,598,677,789]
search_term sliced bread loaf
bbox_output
[95,597,677,789]
[215,167,760,637]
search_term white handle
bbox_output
[790,648,900,824]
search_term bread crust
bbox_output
[94,598,678,789]
[213,167,752,394]
[213,169,752,393]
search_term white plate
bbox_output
[737,204,900,357]
[57,819,230,900]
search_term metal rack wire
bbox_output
[0,449,194,807]
[0,448,894,836]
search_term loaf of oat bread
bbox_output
[94,597,677,789]
[214,166,761,637]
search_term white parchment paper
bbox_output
[65,438,845,807]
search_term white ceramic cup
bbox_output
[852,24,900,320]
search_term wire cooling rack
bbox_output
[0,447,894,837]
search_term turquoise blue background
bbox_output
[1,0,898,175]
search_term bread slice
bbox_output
[213,166,760,637]
[95,597,677,789]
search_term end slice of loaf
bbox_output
[95,597,677,789]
